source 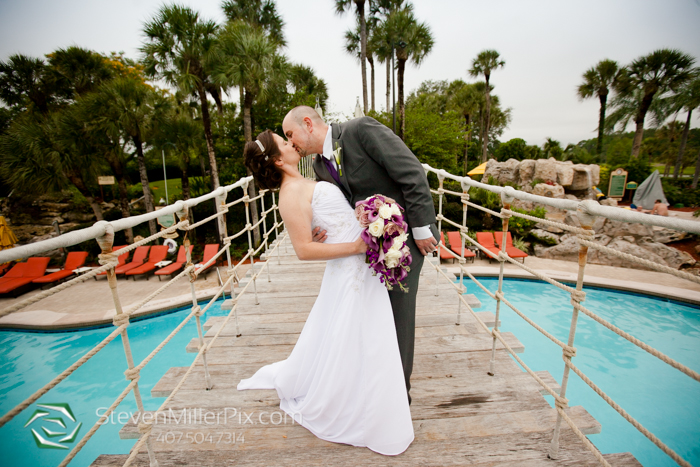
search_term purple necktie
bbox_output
[322,156,342,186]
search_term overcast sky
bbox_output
[1,0,699,146]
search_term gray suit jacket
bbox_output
[313,117,437,236]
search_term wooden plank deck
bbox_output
[91,237,640,466]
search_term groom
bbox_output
[282,106,438,404]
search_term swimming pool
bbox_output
[460,277,700,467]
[0,300,229,467]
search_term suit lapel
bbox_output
[332,123,352,202]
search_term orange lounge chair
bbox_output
[115,246,150,275]
[126,245,169,279]
[439,232,457,262]
[96,246,128,277]
[155,245,193,280]
[33,251,88,284]
[0,262,12,277]
[195,244,220,278]
[0,257,50,296]
[446,231,476,263]
[476,232,500,262]
[494,231,528,262]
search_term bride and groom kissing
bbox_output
[237,105,438,456]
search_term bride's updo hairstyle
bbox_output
[243,129,283,190]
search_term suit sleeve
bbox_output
[356,117,437,230]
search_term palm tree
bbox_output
[668,76,700,180]
[469,50,505,163]
[141,5,222,190]
[344,20,377,112]
[615,49,695,158]
[448,80,481,175]
[0,54,65,114]
[382,4,433,139]
[216,20,287,245]
[288,64,329,109]
[369,0,403,113]
[335,0,369,113]
[577,59,621,156]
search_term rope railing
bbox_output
[422,165,698,467]
[0,173,286,467]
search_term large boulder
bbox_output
[534,236,580,261]
[638,238,696,269]
[534,158,558,183]
[653,228,688,244]
[592,238,667,270]
[556,161,574,186]
[589,164,600,186]
[482,159,501,183]
[498,158,520,185]
[518,159,537,187]
[530,228,561,245]
[601,219,654,239]
[570,165,595,190]
[533,183,565,199]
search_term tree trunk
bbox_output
[368,55,375,112]
[674,109,692,179]
[483,75,491,163]
[397,58,406,140]
[105,152,133,243]
[133,133,157,235]
[463,114,470,176]
[357,0,368,114]
[385,59,390,112]
[65,171,103,221]
[197,83,220,189]
[181,150,191,200]
[243,89,262,247]
[631,90,656,158]
[207,84,224,115]
[596,91,608,155]
[692,150,700,189]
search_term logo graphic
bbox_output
[24,403,82,450]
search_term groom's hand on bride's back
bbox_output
[312,227,327,243]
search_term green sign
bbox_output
[157,212,175,229]
[608,168,628,198]
[626,181,638,189]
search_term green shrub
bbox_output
[509,206,546,237]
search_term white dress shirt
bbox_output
[320,124,433,241]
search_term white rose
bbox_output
[368,219,385,237]
[396,232,408,245]
[378,204,393,219]
[390,203,401,216]
[384,249,402,269]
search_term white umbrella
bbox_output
[354,96,364,118]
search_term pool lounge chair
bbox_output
[438,232,457,263]
[446,231,476,263]
[494,231,528,263]
[476,232,500,262]
[0,257,50,297]
[125,245,169,280]
[114,246,150,276]
[195,244,220,279]
[154,245,194,280]
[33,251,89,285]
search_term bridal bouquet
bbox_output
[355,195,412,292]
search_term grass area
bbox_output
[128,179,183,204]
[652,163,695,176]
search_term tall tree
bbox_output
[344,19,377,112]
[577,59,621,156]
[141,5,222,190]
[669,76,700,180]
[335,0,369,113]
[448,80,481,175]
[469,49,505,163]
[369,0,403,113]
[216,20,287,245]
[0,54,67,114]
[381,3,433,140]
[615,48,695,158]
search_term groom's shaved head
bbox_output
[287,105,324,125]
[282,105,328,156]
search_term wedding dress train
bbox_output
[237,181,414,455]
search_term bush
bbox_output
[662,178,700,207]
[509,206,546,237]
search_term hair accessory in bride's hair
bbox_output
[254,140,268,160]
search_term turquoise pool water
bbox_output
[0,300,229,467]
[460,277,700,467]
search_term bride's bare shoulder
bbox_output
[279,180,316,208]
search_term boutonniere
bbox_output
[333,142,342,177]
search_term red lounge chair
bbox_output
[115,246,150,275]
[33,251,89,284]
[155,245,193,280]
[0,257,50,296]
[0,262,12,277]
[97,246,128,277]
[125,245,169,279]
[476,232,500,262]
[446,231,476,263]
[494,231,528,263]
[438,232,456,262]
[195,244,220,278]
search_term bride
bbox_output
[236,129,415,456]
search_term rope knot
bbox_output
[185,264,197,283]
[461,193,470,203]
[500,209,512,219]
[494,291,504,301]
[554,396,569,412]
[562,346,577,359]
[124,367,140,381]
[137,422,152,434]
[98,251,119,267]
[497,251,508,262]
[571,290,586,303]
[192,305,203,317]
[112,313,130,327]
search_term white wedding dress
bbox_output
[237,181,414,455]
